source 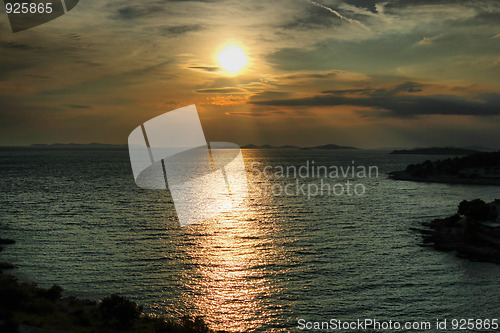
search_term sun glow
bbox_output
[217,45,248,74]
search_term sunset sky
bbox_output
[0,0,499,148]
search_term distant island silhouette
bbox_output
[19,143,359,150]
[389,150,500,185]
[29,143,128,149]
[241,144,358,150]
[1,144,497,153]
[390,147,479,155]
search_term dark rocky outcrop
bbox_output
[389,151,500,185]
[416,199,500,264]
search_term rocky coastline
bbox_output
[389,150,500,186]
[414,199,500,264]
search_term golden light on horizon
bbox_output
[217,45,248,75]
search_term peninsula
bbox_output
[390,147,478,155]
[415,199,500,264]
[389,151,500,185]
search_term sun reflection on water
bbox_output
[181,209,273,331]
[171,150,290,331]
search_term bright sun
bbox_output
[217,45,248,74]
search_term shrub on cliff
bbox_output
[458,199,498,221]
[149,315,212,333]
[37,284,63,301]
[98,294,143,328]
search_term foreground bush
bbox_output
[0,273,217,332]
[98,294,143,328]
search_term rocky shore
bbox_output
[0,239,220,333]
[389,150,500,185]
[414,199,500,264]
[389,170,500,185]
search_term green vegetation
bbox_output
[458,199,498,222]
[405,151,500,176]
[417,199,500,264]
[0,238,15,254]
[99,294,143,328]
[0,232,219,332]
[390,150,500,185]
[0,238,16,245]
[0,273,218,333]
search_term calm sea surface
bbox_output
[1,148,499,332]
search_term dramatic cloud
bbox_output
[188,66,221,73]
[196,88,245,94]
[252,90,500,118]
[158,24,204,36]
[249,91,291,101]
[225,108,285,118]
[64,104,92,109]
[323,82,424,96]
[113,4,167,20]
[307,0,367,28]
